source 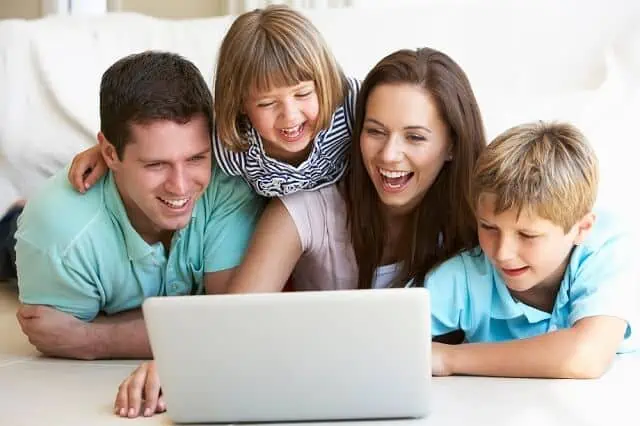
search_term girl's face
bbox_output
[360,83,452,217]
[243,81,320,165]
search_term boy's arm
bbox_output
[434,316,627,379]
[17,305,152,360]
[434,225,638,379]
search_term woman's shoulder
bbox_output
[281,184,344,212]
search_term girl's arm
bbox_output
[227,197,303,293]
[433,315,627,379]
[68,144,107,192]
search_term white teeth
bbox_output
[279,123,303,138]
[379,168,411,178]
[159,197,189,208]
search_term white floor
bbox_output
[1,282,639,426]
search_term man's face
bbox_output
[101,115,212,243]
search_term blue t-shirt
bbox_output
[425,211,639,353]
[16,166,263,321]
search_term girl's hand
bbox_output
[68,145,107,193]
[114,361,166,418]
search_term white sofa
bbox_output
[1,0,639,219]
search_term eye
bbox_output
[188,154,207,162]
[406,133,427,142]
[144,162,164,170]
[257,102,275,108]
[519,233,539,240]
[296,91,313,98]
[479,223,497,231]
[364,127,385,137]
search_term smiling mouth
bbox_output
[158,197,190,209]
[379,168,414,191]
[501,266,529,277]
[279,123,305,142]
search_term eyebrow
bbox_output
[364,118,431,133]
[478,218,544,234]
[138,148,211,163]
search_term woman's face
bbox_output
[360,83,452,216]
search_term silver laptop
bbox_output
[143,288,431,424]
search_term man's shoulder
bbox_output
[17,169,110,251]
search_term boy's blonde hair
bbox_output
[471,121,599,232]
[214,5,346,151]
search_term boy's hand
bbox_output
[68,145,107,193]
[432,342,454,376]
[115,361,166,418]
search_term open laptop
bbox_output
[143,287,432,424]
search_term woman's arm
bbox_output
[227,198,303,293]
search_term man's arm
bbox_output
[17,305,152,360]
[433,316,627,379]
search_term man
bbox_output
[15,51,263,360]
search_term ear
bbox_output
[446,144,454,161]
[573,212,596,245]
[97,132,120,170]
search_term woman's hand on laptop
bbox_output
[114,361,166,418]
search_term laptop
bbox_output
[143,287,432,423]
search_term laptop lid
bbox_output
[143,288,431,423]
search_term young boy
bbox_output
[427,121,638,379]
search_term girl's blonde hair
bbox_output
[214,5,347,151]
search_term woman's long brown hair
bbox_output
[344,48,486,289]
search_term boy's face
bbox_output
[476,193,593,294]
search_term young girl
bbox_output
[68,5,359,197]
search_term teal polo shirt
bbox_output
[425,211,639,353]
[16,165,263,322]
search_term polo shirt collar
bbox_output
[103,172,155,261]
[490,268,569,324]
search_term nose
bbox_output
[280,98,301,123]
[494,234,516,263]
[165,165,188,195]
[379,133,404,163]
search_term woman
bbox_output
[114,47,486,418]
